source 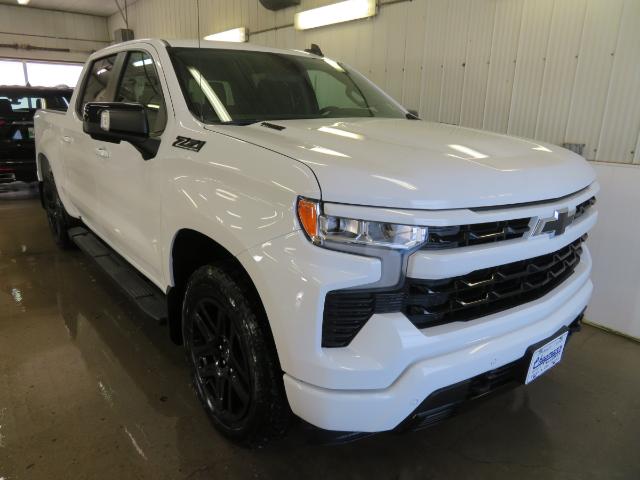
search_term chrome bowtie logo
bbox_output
[534,208,574,237]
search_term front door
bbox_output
[93,49,169,286]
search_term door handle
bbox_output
[95,147,110,159]
[62,136,73,144]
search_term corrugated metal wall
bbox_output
[0,4,109,62]
[108,0,640,164]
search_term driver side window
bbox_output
[115,51,167,136]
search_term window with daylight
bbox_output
[25,62,83,87]
[0,59,83,88]
[0,61,27,86]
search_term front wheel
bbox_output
[41,159,77,249]
[182,265,290,447]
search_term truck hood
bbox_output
[209,118,596,210]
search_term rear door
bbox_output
[93,48,168,285]
[62,54,120,227]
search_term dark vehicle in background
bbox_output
[0,86,72,183]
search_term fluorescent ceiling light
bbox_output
[203,27,248,43]
[17,0,31,4]
[295,0,377,30]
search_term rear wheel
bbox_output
[41,159,77,249]
[182,265,290,447]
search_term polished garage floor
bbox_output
[1,191,639,480]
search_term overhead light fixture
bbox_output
[17,0,31,5]
[294,0,377,30]
[203,27,248,43]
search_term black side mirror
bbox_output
[83,102,159,159]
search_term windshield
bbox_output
[169,47,406,124]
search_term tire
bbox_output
[182,264,290,447]
[41,159,78,250]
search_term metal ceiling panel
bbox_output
[564,0,624,160]
[418,0,449,121]
[482,0,524,132]
[438,0,471,125]
[507,0,554,138]
[534,0,588,145]
[596,0,640,163]
[458,0,495,129]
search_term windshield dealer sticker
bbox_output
[172,136,206,152]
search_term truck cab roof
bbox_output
[94,38,321,61]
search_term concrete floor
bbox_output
[1,191,639,480]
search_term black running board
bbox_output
[68,227,168,324]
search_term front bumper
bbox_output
[283,268,591,432]
[395,318,582,432]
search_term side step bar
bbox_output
[68,227,168,324]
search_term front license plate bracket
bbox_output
[523,327,570,384]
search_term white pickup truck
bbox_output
[35,39,598,446]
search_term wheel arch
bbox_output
[167,228,273,350]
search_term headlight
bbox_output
[297,197,427,250]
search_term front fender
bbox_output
[161,131,321,287]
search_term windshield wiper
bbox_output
[220,119,262,126]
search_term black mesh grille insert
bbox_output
[421,218,531,250]
[420,195,595,251]
[405,236,584,328]
[322,236,585,347]
[574,196,596,221]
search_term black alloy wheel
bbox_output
[182,265,290,446]
[190,297,252,424]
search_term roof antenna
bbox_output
[305,44,324,57]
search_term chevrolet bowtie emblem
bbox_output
[534,208,574,237]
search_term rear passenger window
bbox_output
[78,55,117,113]
[115,51,167,136]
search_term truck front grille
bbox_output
[419,196,595,250]
[422,218,531,250]
[574,196,596,221]
[322,236,585,347]
[404,236,585,328]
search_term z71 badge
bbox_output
[172,136,206,152]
